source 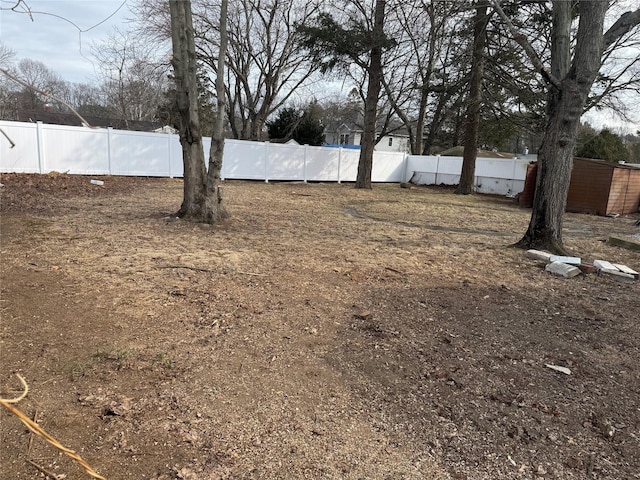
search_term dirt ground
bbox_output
[1,173,639,480]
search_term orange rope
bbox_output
[1,374,106,480]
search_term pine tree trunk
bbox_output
[516,0,607,253]
[355,0,385,189]
[516,85,582,253]
[456,1,488,195]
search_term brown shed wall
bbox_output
[519,163,537,208]
[608,167,640,215]
[566,158,613,215]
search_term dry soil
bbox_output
[1,173,639,480]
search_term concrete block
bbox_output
[550,255,581,265]
[545,261,581,278]
[594,260,617,271]
[527,250,553,262]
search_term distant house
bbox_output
[324,122,362,147]
[153,125,178,134]
[376,133,410,153]
[323,122,410,153]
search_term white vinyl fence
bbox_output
[0,120,528,195]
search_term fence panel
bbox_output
[222,139,266,180]
[169,134,184,178]
[372,151,405,182]
[406,156,440,184]
[338,149,360,182]
[0,121,39,173]
[0,120,529,194]
[305,146,341,181]
[475,158,528,195]
[267,143,306,181]
[41,124,109,175]
[110,129,172,177]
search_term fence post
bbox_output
[401,153,409,183]
[167,132,173,178]
[34,121,45,174]
[474,158,479,191]
[264,141,269,183]
[220,139,225,181]
[107,127,113,175]
[510,158,518,195]
[337,148,342,183]
[303,144,308,182]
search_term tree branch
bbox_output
[603,8,640,51]
[489,0,561,89]
[0,67,94,127]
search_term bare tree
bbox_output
[169,0,228,223]
[92,28,167,127]
[582,1,640,122]
[0,42,17,119]
[0,41,14,65]
[69,83,109,117]
[133,0,321,141]
[381,1,468,155]
[13,59,67,111]
[195,0,321,140]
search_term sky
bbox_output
[0,0,638,134]
[0,0,131,83]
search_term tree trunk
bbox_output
[206,0,229,223]
[414,89,428,155]
[415,5,438,156]
[455,1,488,195]
[422,99,445,154]
[169,0,227,224]
[516,0,607,253]
[355,0,385,189]
[548,0,571,113]
[250,116,265,141]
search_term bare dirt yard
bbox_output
[1,173,639,480]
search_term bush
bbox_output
[627,143,640,164]
[576,129,629,162]
[267,105,325,146]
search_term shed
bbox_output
[566,158,640,216]
[520,158,640,216]
[518,163,537,208]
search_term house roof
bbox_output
[16,110,162,132]
[574,157,640,170]
[324,122,362,134]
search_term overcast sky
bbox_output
[1,0,638,133]
[0,0,131,83]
